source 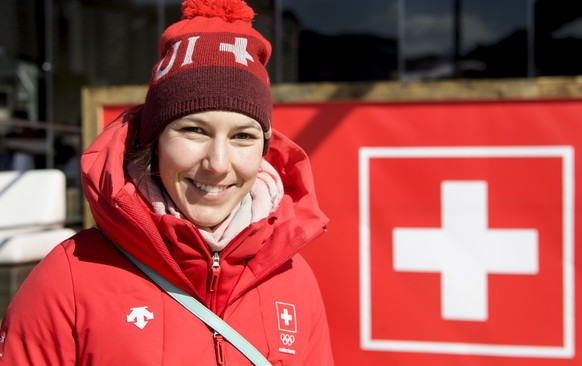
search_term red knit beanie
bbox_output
[141,0,272,154]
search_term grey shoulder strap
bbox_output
[99,228,271,366]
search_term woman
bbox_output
[0,1,333,364]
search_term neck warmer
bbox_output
[129,159,284,252]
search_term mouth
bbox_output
[191,180,228,193]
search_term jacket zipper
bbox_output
[214,332,226,366]
[210,251,220,294]
[210,252,225,365]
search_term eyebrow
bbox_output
[237,123,263,131]
[181,116,262,131]
[180,116,208,124]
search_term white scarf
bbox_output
[129,159,284,252]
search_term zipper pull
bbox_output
[214,332,226,365]
[209,251,220,293]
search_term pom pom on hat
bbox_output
[141,0,273,154]
[181,0,255,23]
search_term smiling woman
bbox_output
[157,111,265,231]
[0,1,333,365]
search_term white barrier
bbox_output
[0,169,76,264]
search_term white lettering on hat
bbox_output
[155,40,182,80]
[181,36,201,66]
[219,37,254,66]
[154,36,259,81]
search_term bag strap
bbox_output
[97,228,271,366]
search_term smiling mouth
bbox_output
[192,180,227,193]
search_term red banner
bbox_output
[272,100,581,365]
[100,99,582,365]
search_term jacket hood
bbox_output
[80,110,328,308]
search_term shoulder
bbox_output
[291,254,317,284]
[9,228,123,307]
[61,227,124,264]
[60,226,111,253]
[258,253,322,303]
[0,228,121,364]
[9,229,110,292]
[2,237,78,335]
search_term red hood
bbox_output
[80,112,328,312]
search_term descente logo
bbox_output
[126,306,155,330]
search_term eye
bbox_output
[233,132,258,140]
[180,126,206,135]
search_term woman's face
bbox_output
[157,110,264,228]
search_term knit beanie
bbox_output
[141,0,273,154]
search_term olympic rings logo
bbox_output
[280,333,295,346]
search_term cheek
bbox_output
[157,153,178,193]
[158,142,194,177]
[236,151,263,179]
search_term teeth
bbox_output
[194,181,226,193]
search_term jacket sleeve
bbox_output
[0,243,77,365]
[303,262,335,365]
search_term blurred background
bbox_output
[1,0,582,361]
[1,0,582,212]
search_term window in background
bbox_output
[4,0,582,133]
[534,0,582,77]
[52,0,159,126]
[0,0,42,121]
[281,0,399,83]
[460,0,529,79]
[391,0,532,81]
[400,0,455,81]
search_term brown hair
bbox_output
[122,105,160,186]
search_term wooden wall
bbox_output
[81,77,582,227]
[83,76,582,149]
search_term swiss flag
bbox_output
[276,302,297,333]
[360,146,573,357]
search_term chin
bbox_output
[187,214,227,230]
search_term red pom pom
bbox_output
[181,0,255,23]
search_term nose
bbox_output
[203,138,230,174]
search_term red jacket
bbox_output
[0,116,333,365]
